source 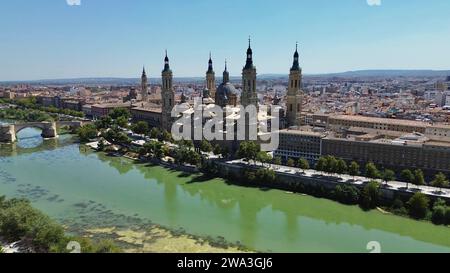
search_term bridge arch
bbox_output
[14,123,49,134]
[14,122,58,139]
[0,120,88,143]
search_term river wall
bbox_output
[216,161,450,203]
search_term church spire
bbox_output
[181,91,187,104]
[291,42,300,71]
[207,52,214,73]
[163,50,171,72]
[223,59,230,83]
[244,36,253,70]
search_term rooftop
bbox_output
[279,129,325,137]
[92,102,131,109]
[331,114,429,127]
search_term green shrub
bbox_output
[333,185,360,205]
[407,193,430,219]
[431,206,446,225]
[359,181,381,210]
[445,207,450,225]
[390,198,408,215]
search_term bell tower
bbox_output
[286,43,303,127]
[141,67,148,102]
[162,50,175,131]
[206,53,216,99]
[241,37,258,110]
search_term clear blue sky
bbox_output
[1,0,450,81]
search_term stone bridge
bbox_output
[0,120,88,143]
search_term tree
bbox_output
[407,193,429,219]
[298,158,310,170]
[221,146,230,158]
[115,116,129,128]
[131,121,149,135]
[188,150,201,166]
[348,161,360,179]
[413,169,425,188]
[334,184,360,205]
[432,205,447,225]
[97,139,106,151]
[256,151,272,167]
[213,144,222,156]
[200,140,213,153]
[143,140,163,158]
[315,157,328,173]
[400,169,415,190]
[273,156,282,166]
[77,124,98,143]
[431,172,449,193]
[324,156,338,173]
[255,168,276,184]
[335,159,348,174]
[360,181,381,210]
[95,116,112,129]
[102,127,131,145]
[150,127,160,139]
[237,141,260,165]
[160,130,173,142]
[161,145,169,158]
[287,158,295,167]
[365,162,380,179]
[382,169,396,186]
[431,199,447,225]
[109,108,130,120]
[445,207,450,225]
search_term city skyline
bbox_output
[1,0,450,81]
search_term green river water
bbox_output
[0,126,449,253]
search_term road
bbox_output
[226,159,450,199]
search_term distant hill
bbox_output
[2,70,449,85]
[311,70,450,78]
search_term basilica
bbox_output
[130,39,304,145]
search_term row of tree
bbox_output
[0,107,53,122]
[278,154,450,191]
[4,97,84,118]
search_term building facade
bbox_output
[322,136,450,173]
[274,129,323,164]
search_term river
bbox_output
[0,126,449,253]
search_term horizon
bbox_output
[2,69,450,84]
[1,0,450,81]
